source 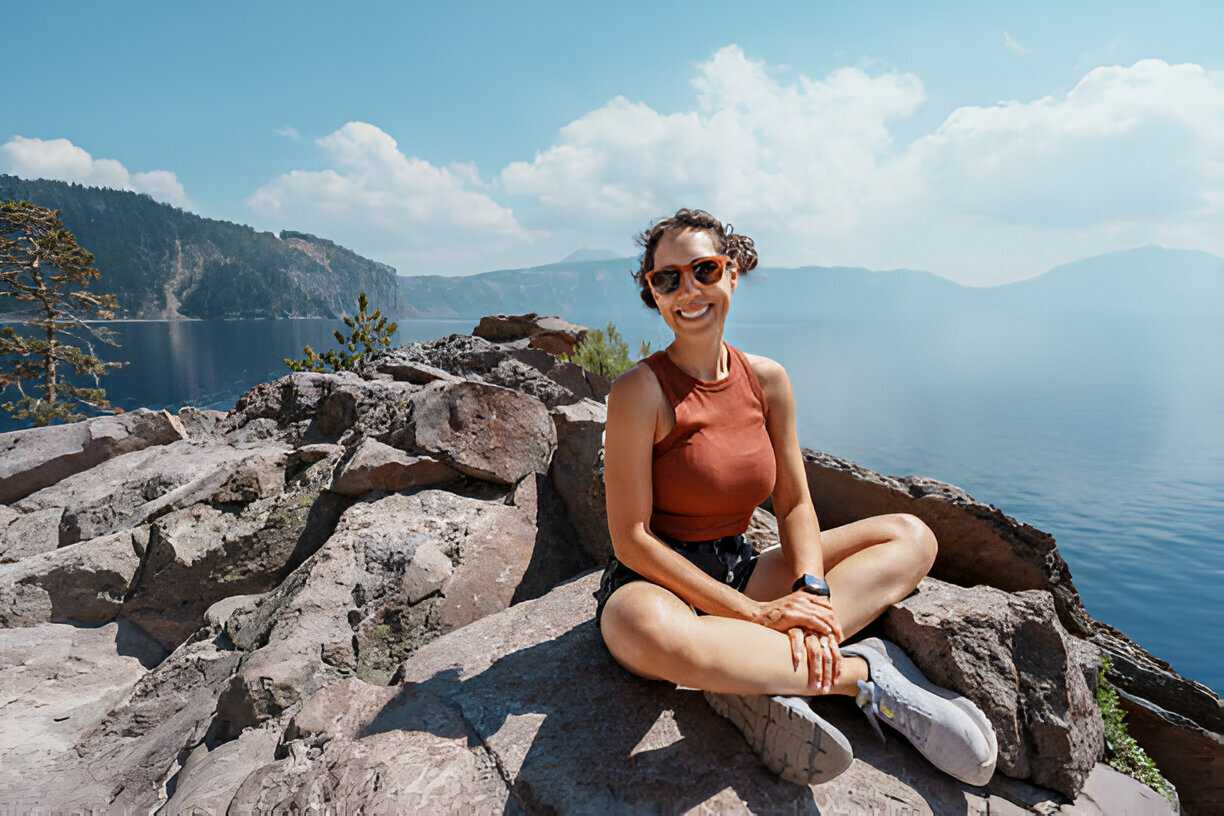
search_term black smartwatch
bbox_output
[792,573,831,598]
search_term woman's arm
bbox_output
[603,364,760,621]
[757,357,826,581]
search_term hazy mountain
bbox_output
[0,175,399,320]
[970,245,1224,315]
[397,245,1223,324]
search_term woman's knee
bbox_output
[600,583,697,679]
[892,513,938,576]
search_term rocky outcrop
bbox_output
[221,571,1172,814]
[876,578,1105,796]
[0,318,1212,814]
[0,407,186,504]
[473,311,590,356]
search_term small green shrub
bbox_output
[559,321,652,380]
[284,291,397,373]
[1096,653,1177,806]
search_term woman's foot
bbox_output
[703,691,854,785]
[839,636,998,786]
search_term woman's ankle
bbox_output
[827,655,869,696]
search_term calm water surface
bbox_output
[2,312,1220,695]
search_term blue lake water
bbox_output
[2,312,1220,696]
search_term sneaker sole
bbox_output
[848,638,998,786]
[703,691,853,785]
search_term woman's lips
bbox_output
[676,304,711,320]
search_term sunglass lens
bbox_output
[652,269,680,294]
[694,259,723,283]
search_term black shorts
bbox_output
[592,531,759,631]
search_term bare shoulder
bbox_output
[608,359,666,418]
[742,351,786,392]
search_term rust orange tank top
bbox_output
[643,341,776,541]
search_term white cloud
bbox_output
[1003,32,1029,57]
[1,135,191,208]
[493,50,1224,285]
[247,121,541,275]
[501,45,925,240]
[275,126,302,140]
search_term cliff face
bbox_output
[0,175,399,320]
[0,313,1214,814]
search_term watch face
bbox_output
[794,574,831,595]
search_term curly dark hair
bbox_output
[631,208,759,311]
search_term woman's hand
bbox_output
[751,590,845,643]
[787,627,843,692]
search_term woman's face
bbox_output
[650,228,737,336]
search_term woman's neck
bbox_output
[666,335,728,382]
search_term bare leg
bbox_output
[599,513,937,697]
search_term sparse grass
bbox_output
[1096,654,1177,807]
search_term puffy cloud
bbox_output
[495,50,1224,285]
[906,59,1224,228]
[247,121,540,275]
[1,135,191,208]
[501,44,925,240]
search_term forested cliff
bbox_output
[0,175,398,320]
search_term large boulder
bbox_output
[548,398,612,563]
[212,478,588,739]
[472,311,589,356]
[0,407,186,504]
[392,379,557,486]
[878,577,1105,797]
[0,528,142,626]
[13,439,292,546]
[329,437,459,496]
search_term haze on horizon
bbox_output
[2,3,1222,287]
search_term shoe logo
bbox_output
[880,703,895,719]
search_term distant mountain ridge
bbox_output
[0,175,398,320]
[397,245,1224,324]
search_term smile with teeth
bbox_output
[677,304,711,320]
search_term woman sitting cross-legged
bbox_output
[595,207,999,787]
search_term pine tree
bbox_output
[0,200,126,426]
[284,291,398,372]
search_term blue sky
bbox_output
[4,2,1222,284]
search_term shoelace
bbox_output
[855,679,933,748]
[855,679,888,744]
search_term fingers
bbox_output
[805,632,822,690]
[788,627,804,672]
[828,637,842,686]
[823,635,835,690]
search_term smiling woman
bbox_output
[592,206,999,786]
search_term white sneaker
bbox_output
[840,636,998,786]
[703,691,854,785]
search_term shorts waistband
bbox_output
[657,531,745,554]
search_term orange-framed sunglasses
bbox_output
[644,254,731,296]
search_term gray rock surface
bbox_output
[394,379,557,485]
[0,407,186,503]
[0,505,64,561]
[0,528,141,626]
[880,577,1105,797]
